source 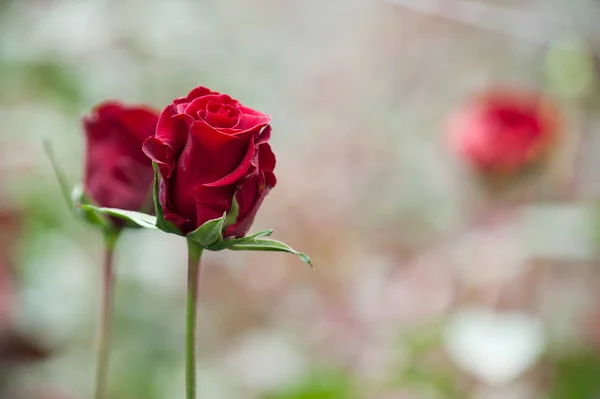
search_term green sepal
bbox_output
[223,197,239,230]
[43,139,75,216]
[152,162,182,235]
[72,185,112,229]
[221,237,313,268]
[186,213,226,247]
[44,139,112,230]
[207,229,274,251]
[79,204,158,229]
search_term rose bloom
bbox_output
[83,102,159,215]
[446,88,561,175]
[143,86,276,237]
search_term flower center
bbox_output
[203,101,239,129]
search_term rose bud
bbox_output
[143,86,276,238]
[446,88,561,176]
[83,102,159,220]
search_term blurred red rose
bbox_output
[83,102,159,215]
[446,88,561,175]
[143,86,276,237]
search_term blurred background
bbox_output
[1,0,600,398]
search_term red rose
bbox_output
[142,86,276,237]
[446,88,561,174]
[83,102,159,214]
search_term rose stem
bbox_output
[185,240,204,399]
[94,229,120,399]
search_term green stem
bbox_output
[185,240,204,399]
[94,229,119,399]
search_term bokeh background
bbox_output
[1,0,600,398]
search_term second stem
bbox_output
[95,229,119,399]
[185,240,204,399]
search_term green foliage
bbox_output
[265,371,358,399]
[548,352,600,399]
[0,60,83,107]
[544,35,596,101]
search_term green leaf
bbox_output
[207,229,274,251]
[152,163,181,235]
[186,213,226,247]
[225,238,313,268]
[79,205,158,229]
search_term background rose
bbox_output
[83,102,159,215]
[446,88,561,175]
[143,86,276,237]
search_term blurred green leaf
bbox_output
[79,205,157,229]
[548,352,600,399]
[265,371,358,399]
[29,61,83,106]
[544,35,596,101]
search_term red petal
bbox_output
[193,184,237,231]
[204,140,256,187]
[224,172,271,238]
[258,142,276,173]
[235,107,271,130]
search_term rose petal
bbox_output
[187,116,244,149]
[204,103,240,128]
[235,107,271,130]
[163,210,189,231]
[224,171,270,238]
[155,105,189,154]
[93,101,125,120]
[258,142,276,174]
[142,137,174,178]
[169,125,249,228]
[204,140,256,187]
[184,94,238,120]
[263,170,277,188]
[116,107,161,142]
[193,184,237,232]
[174,86,217,105]
[158,175,189,231]
[255,125,272,145]
[84,102,158,213]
